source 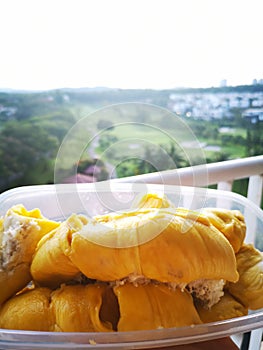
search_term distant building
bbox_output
[242,108,263,123]
[252,79,263,85]
[220,79,227,87]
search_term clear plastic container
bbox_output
[0,182,263,349]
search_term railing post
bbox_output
[217,181,233,192]
[247,175,263,207]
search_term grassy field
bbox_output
[68,104,248,169]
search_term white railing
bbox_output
[116,155,263,350]
[116,155,263,207]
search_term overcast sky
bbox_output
[1,0,263,90]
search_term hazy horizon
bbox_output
[0,82,262,94]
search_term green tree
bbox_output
[119,142,188,178]
[245,121,263,156]
[0,122,59,190]
[98,134,118,151]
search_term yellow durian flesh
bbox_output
[0,282,202,332]
[114,283,202,331]
[201,208,246,253]
[0,284,114,332]
[1,204,60,269]
[0,280,254,333]
[196,292,248,323]
[3,205,60,264]
[68,208,238,284]
[1,197,262,333]
[31,215,86,288]
[131,193,247,255]
[0,205,60,305]
[131,192,175,209]
[50,284,113,332]
[227,244,263,310]
[0,287,54,331]
[0,263,32,308]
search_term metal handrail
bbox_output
[115,155,263,186]
[116,155,263,206]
